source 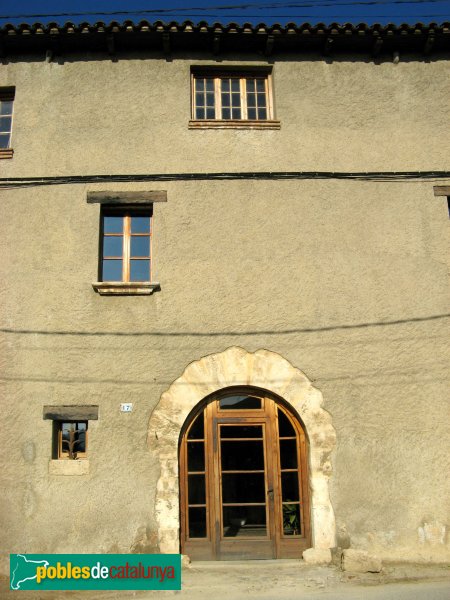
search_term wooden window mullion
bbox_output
[240,77,248,120]
[266,75,273,119]
[191,72,195,119]
[215,77,221,120]
[123,214,131,282]
[58,428,62,459]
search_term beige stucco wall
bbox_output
[0,53,449,572]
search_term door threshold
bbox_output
[189,558,305,567]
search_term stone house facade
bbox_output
[0,20,449,571]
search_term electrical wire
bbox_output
[0,171,449,189]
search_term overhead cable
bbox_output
[1,171,450,189]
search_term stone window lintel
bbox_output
[87,191,167,204]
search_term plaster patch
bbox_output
[21,441,36,464]
[130,526,158,554]
[23,483,37,519]
[418,522,447,545]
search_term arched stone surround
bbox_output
[147,346,336,555]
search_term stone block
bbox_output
[48,459,89,476]
[341,549,382,573]
[181,555,191,569]
[302,548,332,564]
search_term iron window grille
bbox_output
[57,421,88,460]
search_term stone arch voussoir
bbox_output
[148,346,336,554]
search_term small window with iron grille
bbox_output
[190,70,279,129]
[55,421,88,460]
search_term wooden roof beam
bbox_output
[162,32,170,55]
[323,36,334,56]
[213,32,221,55]
[372,36,383,57]
[424,34,435,55]
[107,33,115,55]
[265,34,274,56]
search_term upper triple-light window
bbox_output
[0,87,15,158]
[190,71,279,129]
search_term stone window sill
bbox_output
[0,149,14,159]
[92,282,161,296]
[189,119,280,130]
[49,459,89,476]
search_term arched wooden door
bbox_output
[179,388,311,560]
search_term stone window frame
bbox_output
[88,191,166,296]
[0,87,15,159]
[189,68,280,130]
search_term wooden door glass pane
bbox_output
[187,442,205,471]
[187,413,204,440]
[188,474,206,504]
[281,472,300,502]
[280,439,298,469]
[188,507,207,538]
[282,503,301,536]
[221,440,264,470]
[219,395,261,410]
[220,425,263,438]
[222,473,265,503]
[223,506,267,537]
[278,409,296,437]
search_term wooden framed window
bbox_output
[0,87,15,159]
[44,406,97,469]
[189,71,279,129]
[100,207,152,283]
[57,421,88,460]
